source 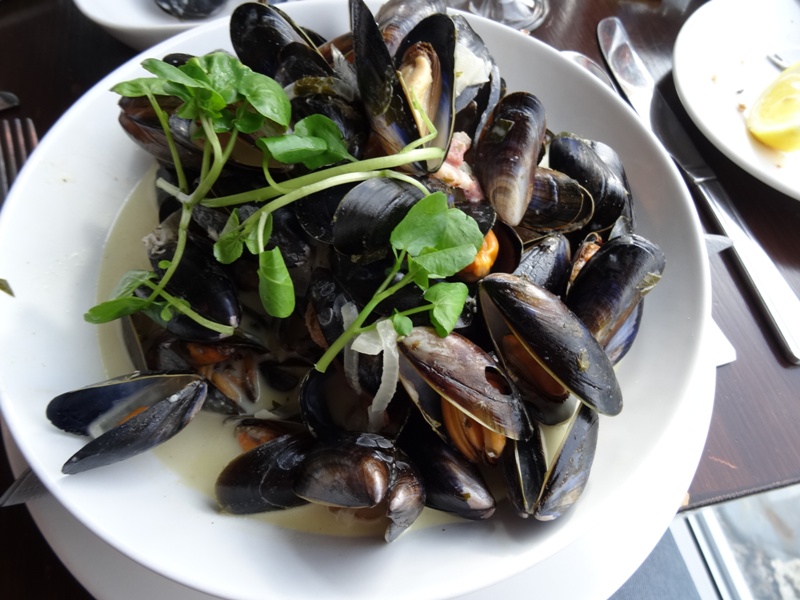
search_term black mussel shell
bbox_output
[398,414,495,520]
[513,232,572,297]
[474,92,547,227]
[216,431,315,514]
[155,0,226,20]
[480,273,623,416]
[293,431,396,507]
[398,327,532,441]
[566,233,665,349]
[48,372,208,475]
[535,402,599,521]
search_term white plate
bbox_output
[0,2,714,599]
[72,0,242,50]
[673,0,800,200]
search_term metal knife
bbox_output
[0,91,19,112]
[598,16,800,365]
[0,467,48,507]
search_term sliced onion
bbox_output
[368,319,400,432]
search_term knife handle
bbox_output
[690,176,800,364]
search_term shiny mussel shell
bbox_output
[293,430,426,540]
[567,232,665,350]
[397,326,532,441]
[46,371,208,474]
[350,0,455,172]
[474,92,547,227]
[548,132,633,236]
[216,431,315,514]
[535,402,599,521]
[480,273,623,416]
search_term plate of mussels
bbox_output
[0,0,715,599]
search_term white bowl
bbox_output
[0,2,715,598]
[73,0,241,50]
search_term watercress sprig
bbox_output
[314,192,484,373]
[87,50,482,369]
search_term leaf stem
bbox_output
[201,146,444,209]
[315,259,414,373]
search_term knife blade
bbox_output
[0,91,19,112]
[598,16,800,365]
[0,467,48,507]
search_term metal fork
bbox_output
[0,117,39,205]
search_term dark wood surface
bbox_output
[1,0,799,597]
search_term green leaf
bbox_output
[142,58,205,89]
[239,69,291,127]
[214,210,244,263]
[424,281,468,337]
[244,212,273,255]
[259,134,328,164]
[234,105,266,134]
[182,52,244,105]
[111,77,171,98]
[412,244,480,279]
[84,296,150,324]
[110,270,156,298]
[258,248,295,318]
[293,114,355,169]
[0,278,12,297]
[390,192,449,255]
[391,312,413,337]
[442,206,485,253]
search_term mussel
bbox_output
[480,273,623,417]
[47,371,208,474]
[473,92,547,227]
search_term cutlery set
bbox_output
[596,17,800,366]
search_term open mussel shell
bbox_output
[231,2,329,79]
[215,431,315,514]
[480,273,623,417]
[350,0,455,173]
[398,413,495,520]
[534,402,599,521]
[474,91,547,227]
[501,405,546,518]
[46,371,208,474]
[375,0,448,57]
[397,326,532,442]
[451,14,502,143]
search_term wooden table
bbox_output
[1,0,799,597]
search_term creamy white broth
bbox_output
[94,168,464,538]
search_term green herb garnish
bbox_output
[87,50,483,373]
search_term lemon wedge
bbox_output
[746,61,800,151]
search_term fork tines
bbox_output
[0,117,39,204]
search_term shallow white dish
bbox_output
[0,1,714,599]
[673,0,800,200]
[72,0,242,50]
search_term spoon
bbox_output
[560,50,617,91]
